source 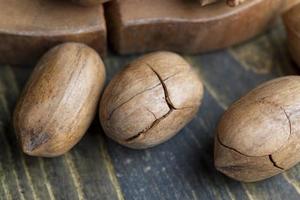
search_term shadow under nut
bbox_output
[99,51,204,149]
[13,42,106,157]
[215,76,300,182]
[72,0,110,6]
[283,3,300,67]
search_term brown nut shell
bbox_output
[215,76,300,182]
[99,52,203,149]
[283,3,300,67]
[13,42,106,157]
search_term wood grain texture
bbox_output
[104,22,300,200]
[0,65,123,199]
[0,0,107,66]
[0,21,300,199]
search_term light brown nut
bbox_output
[72,0,110,6]
[283,3,300,67]
[215,76,300,182]
[13,43,106,157]
[99,52,204,149]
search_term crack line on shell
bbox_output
[269,155,284,170]
[217,98,292,170]
[107,72,179,120]
[256,98,292,145]
[283,108,292,144]
[148,65,176,110]
[125,65,176,142]
[125,109,174,142]
[217,135,285,170]
[145,107,157,120]
[125,106,194,142]
[123,64,195,143]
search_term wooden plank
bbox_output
[0,22,300,200]
[104,24,300,200]
[103,54,252,199]
[195,52,299,199]
[229,20,296,76]
[106,89,251,200]
[0,66,39,200]
[192,26,300,199]
[1,65,124,199]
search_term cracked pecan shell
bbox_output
[215,76,300,182]
[13,43,106,157]
[99,52,204,149]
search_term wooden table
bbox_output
[0,21,299,200]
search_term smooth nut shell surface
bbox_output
[283,3,300,67]
[215,76,300,182]
[13,43,106,157]
[100,52,203,149]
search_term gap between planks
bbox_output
[98,134,125,200]
[38,158,56,200]
[0,95,26,200]
[64,153,85,200]
[0,67,40,200]
[190,50,300,198]
[0,66,43,200]
[282,173,300,194]
[2,65,126,200]
[0,161,13,200]
[185,56,261,200]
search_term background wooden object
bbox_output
[283,0,300,12]
[0,22,299,199]
[283,4,300,67]
[106,0,282,55]
[0,0,106,66]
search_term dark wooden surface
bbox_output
[0,21,300,200]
